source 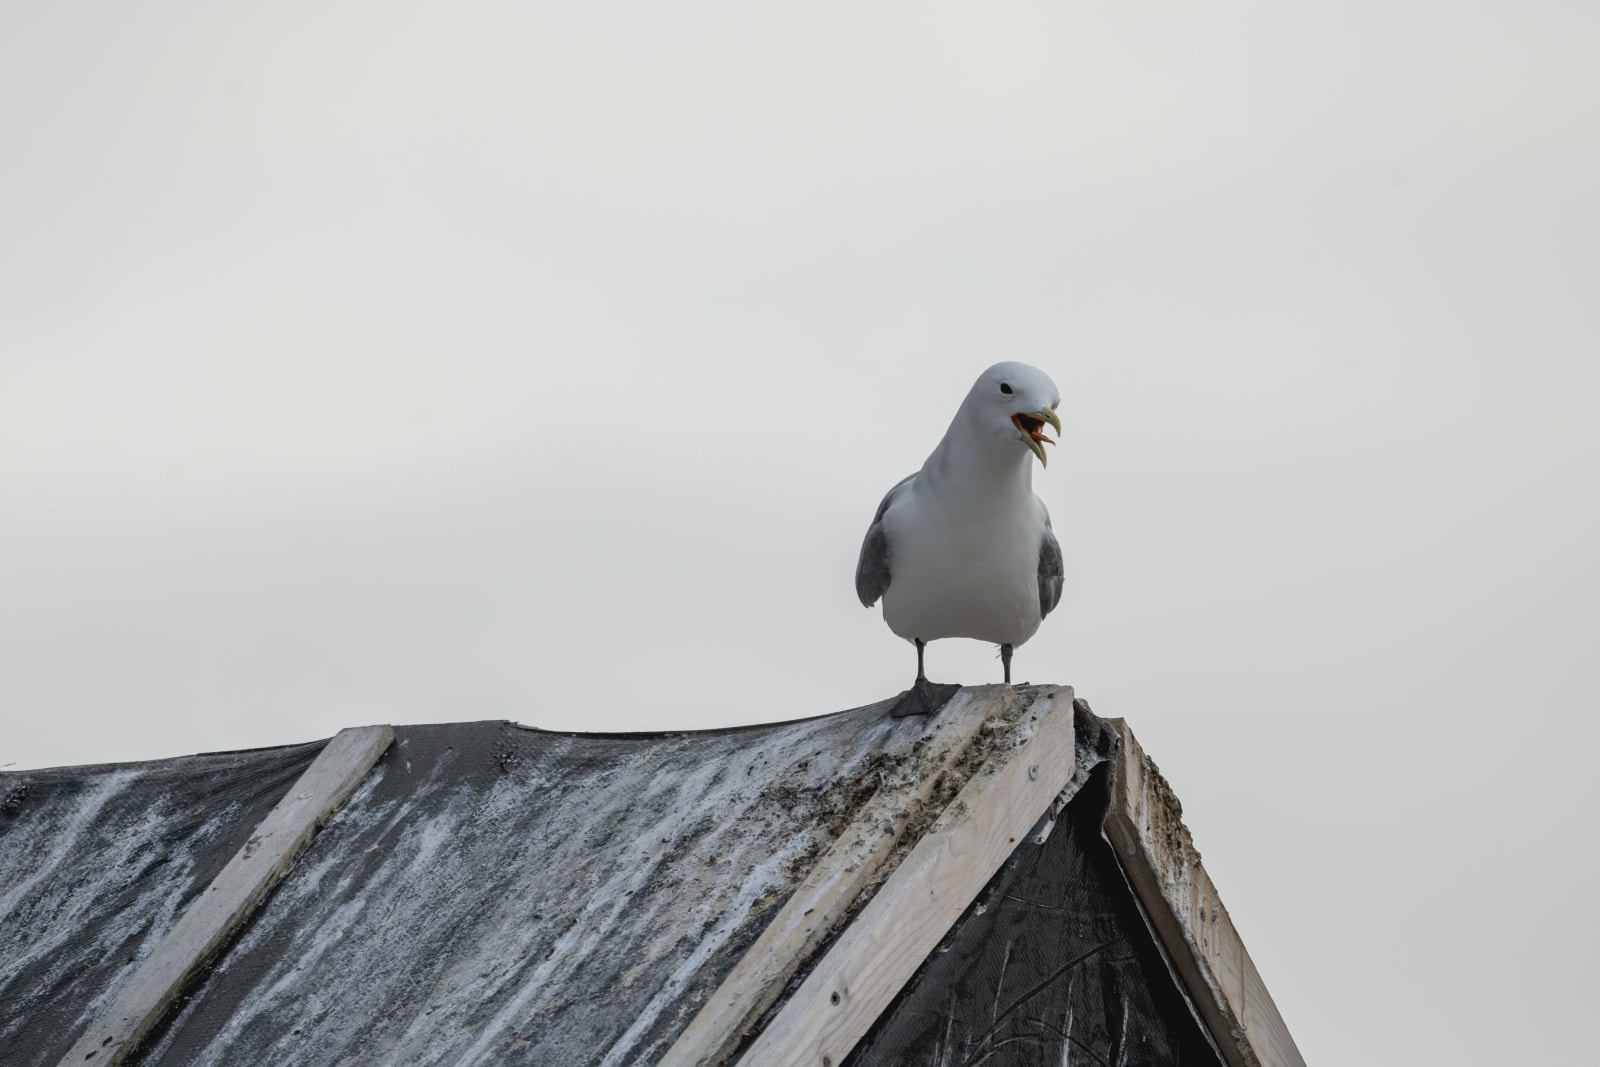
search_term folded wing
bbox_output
[855,474,915,608]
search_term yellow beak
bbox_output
[1013,407,1062,466]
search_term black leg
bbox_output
[1001,643,1013,685]
[890,638,960,718]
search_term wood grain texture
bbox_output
[60,725,393,1067]
[733,687,1076,1067]
[661,688,1005,1067]
[1102,718,1305,1067]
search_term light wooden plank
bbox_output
[1102,718,1305,1067]
[732,687,1076,1067]
[661,687,1009,1067]
[61,725,394,1067]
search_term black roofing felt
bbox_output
[126,705,946,1066]
[0,741,327,1067]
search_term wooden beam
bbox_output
[60,725,394,1067]
[1102,718,1305,1067]
[731,686,1077,1067]
[662,687,1007,1067]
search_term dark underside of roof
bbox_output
[846,761,1224,1067]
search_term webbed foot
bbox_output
[889,679,962,718]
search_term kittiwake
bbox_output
[855,361,1064,717]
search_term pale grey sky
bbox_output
[4,3,1598,1063]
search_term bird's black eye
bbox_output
[999,382,1013,395]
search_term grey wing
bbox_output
[1038,511,1064,619]
[855,473,914,608]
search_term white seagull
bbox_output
[855,361,1064,717]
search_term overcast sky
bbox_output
[4,2,1598,1064]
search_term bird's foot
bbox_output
[889,678,962,718]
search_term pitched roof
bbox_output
[1,686,1302,1067]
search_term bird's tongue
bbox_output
[1011,413,1053,444]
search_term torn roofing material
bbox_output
[2,686,1303,1067]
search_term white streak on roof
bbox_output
[0,770,130,924]
[596,843,803,1067]
[130,709,942,1065]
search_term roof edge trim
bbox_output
[1102,718,1305,1067]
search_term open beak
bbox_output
[1011,407,1062,466]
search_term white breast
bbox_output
[878,480,1046,647]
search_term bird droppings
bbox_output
[100,700,1011,1066]
[12,688,1086,1067]
[1,782,30,815]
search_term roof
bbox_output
[0,686,1302,1067]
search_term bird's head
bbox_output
[964,362,1062,466]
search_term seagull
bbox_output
[855,362,1064,717]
